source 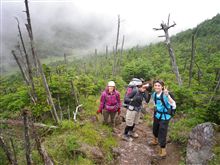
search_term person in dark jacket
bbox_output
[122,80,150,142]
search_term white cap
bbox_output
[108,81,115,87]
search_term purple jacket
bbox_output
[99,88,121,112]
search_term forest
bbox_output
[0,1,220,164]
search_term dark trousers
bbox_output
[102,109,117,126]
[153,117,169,148]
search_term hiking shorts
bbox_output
[125,109,141,126]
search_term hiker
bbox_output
[97,81,121,126]
[149,80,176,158]
[122,79,150,141]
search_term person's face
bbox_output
[154,82,163,93]
[139,86,147,93]
[108,86,114,92]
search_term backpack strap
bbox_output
[160,92,170,111]
[154,92,170,120]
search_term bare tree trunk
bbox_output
[153,14,182,86]
[118,35,125,74]
[57,96,63,122]
[24,0,59,123]
[167,44,182,86]
[64,53,67,64]
[70,80,79,106]
[67,105,70,121]
[189,34,196,87]
[16,43,28,73]
[15,17,37,102]
[112,46,116,76]
[10,138,18,165]
[23,109,32,165]
[209,76,220,104]
[195,62,203,84]
[24,0,37,69]
[115,15,120,54]
[31,124,54,165]
[11,50,29,85]
[0,119,57,129]
[105,45,108,59]
[113,15,120,77]
[0,135,16,165]
[11,50,36,104]
[94,49,98,77]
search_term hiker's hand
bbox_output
[164,86,169,96]
[96,109,102,114]
[117,108,121,115]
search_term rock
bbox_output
[186,122,218,165]
[76,143,104,163]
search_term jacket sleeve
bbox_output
[143,91,151,103]
[98,92,106,111]
[116,91,121,108]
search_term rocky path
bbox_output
[112,108,182,165]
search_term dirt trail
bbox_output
[113,108,182,165]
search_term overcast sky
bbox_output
[1,0,220,62]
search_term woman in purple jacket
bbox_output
[97,81,121,126]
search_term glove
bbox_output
[96,109,102,114]
[117,108,121,115]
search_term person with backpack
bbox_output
[122,78,150,142]
[97,81,121,127]
[149,80,176,158]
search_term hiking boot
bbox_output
[159,148,167,158]
[128,131,139,138]
[122,134,133,142]
[149,137,158,146]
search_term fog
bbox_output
[1,0,220,70]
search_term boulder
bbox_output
[186,122,218,165]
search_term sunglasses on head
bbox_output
[153,80,164,86]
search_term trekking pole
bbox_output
[73,104,83,122]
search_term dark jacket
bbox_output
[124,87,150,110]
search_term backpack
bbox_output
[123,78,142,107]
[154,92,176,117]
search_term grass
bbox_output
[43,120,118,164]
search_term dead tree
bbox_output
[94,49,98,77]
[24,0,59,123]
[10,138,18,165]
[0,119,58,129]
[105,45,108,59]
[64,53,67,64]
[113,15,120,77]
[112,46,115,76]
[11,50,29,85]
[188,33,196,87]
[23,109,32,165]
[118,35,125,74]
[11,50,36,104]
[24,0,37,69]
[209,73,220,104]
[153,14,182,86]
[0,134,16,165]
[70,80,79,106]
[31,124,54,165]
[15,17,37,103]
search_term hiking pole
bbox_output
[73,104,83,122]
